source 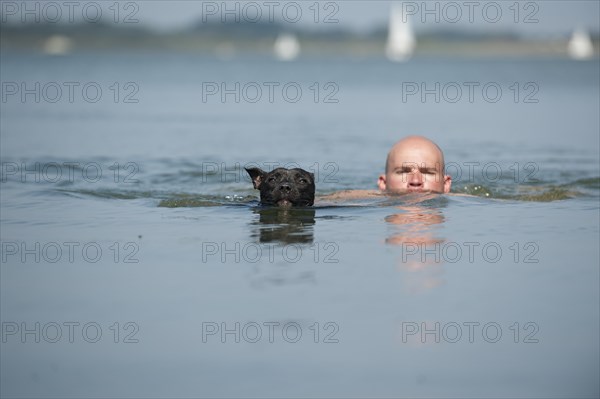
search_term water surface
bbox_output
[1,53,599,398]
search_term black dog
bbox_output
[245,167,315,207]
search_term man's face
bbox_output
[378,141,451,193]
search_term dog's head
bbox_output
[245,167,315,207]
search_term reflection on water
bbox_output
[250,207,316,244]
[247,262,317,290]
[385,195,447,293]
[245,207,317,289]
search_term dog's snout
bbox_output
[279,182,292,192]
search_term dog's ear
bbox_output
[245,167,266,190]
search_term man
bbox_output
[378,135,451,194]
[320,135,451,201]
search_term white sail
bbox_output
[274,33,300,61]
[385,3,416,62]
[43,35,72,56]
[568,29,594,60]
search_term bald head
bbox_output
[385,136,445,173]
[379,136,451,194]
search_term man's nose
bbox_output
[408,171,423,186]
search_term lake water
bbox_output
[1,52,599,398]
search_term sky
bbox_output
[133,0,600,36]
[1,1,598,37]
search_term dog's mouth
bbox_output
[275,198,313,207]
[264,190,314,207]
[276,199,293,207]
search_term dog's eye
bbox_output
[268,177,276,182]
[299,178,307,184]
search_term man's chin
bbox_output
[386,188,441,195]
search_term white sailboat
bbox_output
[385,3,416,62]
[274,33,300,61]
[567,28,594,60]
[42,35,72,56]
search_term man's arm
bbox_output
[318,190,382,201]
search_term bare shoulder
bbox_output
[318,190,382,201]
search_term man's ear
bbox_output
[378,174,387,191]
[245,167,266,190]
[443,175,452,193]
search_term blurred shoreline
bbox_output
[2,22,598,58]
